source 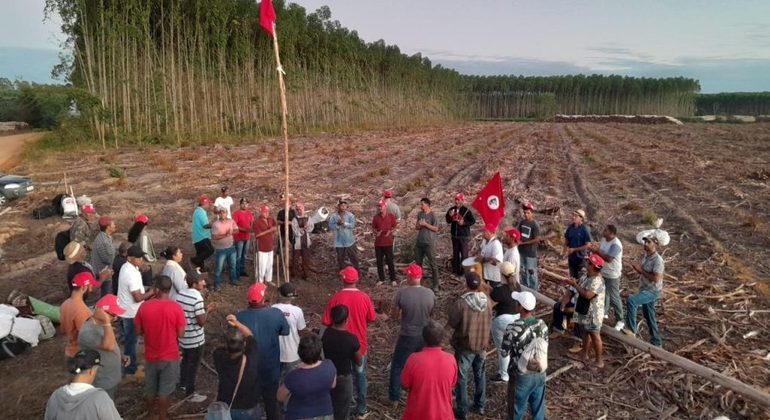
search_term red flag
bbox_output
[472,172,506,230]
[260,0,276,38]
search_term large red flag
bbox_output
[260,0,276,38]
[472,172,506,230]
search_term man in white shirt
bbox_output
[213,186,234,219]
[477,223,504,283]
[589,224,624,330]
[117,245,155,375]
[502,227,521,282]
[272,283,306,379]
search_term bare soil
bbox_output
[0,122,769,419]
[0,132,44,171]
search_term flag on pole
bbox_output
[260,0,276,37]
[472,172,506,230]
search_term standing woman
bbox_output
[128,214,157,285]
[278,334,337,420]
[161,246,187,300]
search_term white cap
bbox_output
[511,291,536,311]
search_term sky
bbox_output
[1,0,769,92]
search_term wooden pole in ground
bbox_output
[536,268,770,409]
[270,21,290,285]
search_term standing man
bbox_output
[70,203,99,260]
[564,209,593,278]
[291,203,315,280]
[477,223,504,284]
[60,272,99,363]
[272,283,307,378]
[622,236,665,346]
[232,198,253,278]
[516,202,541,291]
[400,322,457,420]
[134,275,186,420]
[117,245,156,376]
[502,227,521,282]
[501,291,549,420]
[175,270,211,403]
[328,200,359,271]
[236,283,290,420]
[322,267,376,419]
[588,224,624,330]
[563,254,606,369]
[448,272,492,419]
[252,204,277,285]
[372,199,397,286]
[388,263,435,407]
[191,195,214,272]
[91,216,117,298]
[414,197,440,290]
[322,305,362,420]
[446,192,475,277]
[211,207,238,289]
[214,186,234,219]
[78,294,126,400]
[382,189,401,220]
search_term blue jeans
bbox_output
[352,354,368,415]
[520,256,539,291]
[626,288,662,346]
[492,314,519,381]
[388,335,424,401]
[214,246,237,287]
[234,240,249,276]
[121,317,137,374]
[507,372,546,420]
[454,350,486,418]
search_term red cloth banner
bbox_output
[472,172,506,230]
[260,0,276,37]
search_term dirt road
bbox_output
[0,132,43,171]
[0,123,768,419]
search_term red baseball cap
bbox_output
[198,194,211,205]
[82,204,96,214]
[377,199,386,208]
[505,227,521,242]
[339,266,359,283]
[95,294,125,316]
[98,216,113,228]
[403,263,422,280]
[455,193,465,202]
[259,204,270,214]
[248,283,267,303]
[484,222,497,232]
[135,214,149,224]
[522,201,535,211]
[586,253,605,269]
[72,271,100,288]
[383,190,393,198]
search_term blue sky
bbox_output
[2,0,769,92]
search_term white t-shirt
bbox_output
[503,246,520,279]
[480,237,504,282]
[272,302,306,363]
[117,262,145,318]
[214,196,234,219]
[162,260,187,301]
[599,237,623,279]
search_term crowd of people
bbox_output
[46,187,667,420]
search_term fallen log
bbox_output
[535,269,770,409]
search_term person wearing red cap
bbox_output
[322,267,376,418]
[414,197,440,290]
[236,282,290,420]
[388,263,435,406]
[69,203,99,260]
[446,192,476,276]
[477,223,504,283]
[562,253,606,369]
[60,272,100,363]
[372,199,397,286]
[91,216,117,298]
[78,294,127,399]
[382,189,401,220]
[502,227,521,282]
[516,202,541,291]
[191,195,214,271]
[253,204,278,284]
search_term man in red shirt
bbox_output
[371,199,397,286]
[322,267,376,419]
[401,322,457,420]
[134,275,186,420]
[252,204,277,285]
[232,198,254,278]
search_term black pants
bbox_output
[336,246,359,271]
[192,239,214,269]
[331,374,353,420]
[259,381,280,420]
[375,246,396,282]
[179,346,203,394]
[451,237,470,275]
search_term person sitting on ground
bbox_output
[64,241,111,293]
[214,186,234,219]
[278,334,337,420]
[134,275,186,420]
[69,203,99,260]
[587,224,624,330]
[90,216,117,298]
[400,322,457,420]
[77,294,127,400]
[489,262,521,384]
[214,315,262,420]
[322,304,362,420]
[501,291,549,420]
[44,349,122,420]
[622,235,665,347]
[161,246,187,300]
[272,283,306,380]
[175,269,212,403]
[372,199,397,286]
[563,253,606,369]
[60,272,100,364]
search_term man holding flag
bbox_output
[472,172,506,232]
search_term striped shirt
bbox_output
[175,288,205,349]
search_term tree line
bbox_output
[696,92,770,116]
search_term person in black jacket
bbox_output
[445,193,476,276]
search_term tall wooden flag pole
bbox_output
[260,0,291,283]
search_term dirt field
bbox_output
[0,131,44,171]
[1,122,769,419]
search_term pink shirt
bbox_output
[211,219,238,249]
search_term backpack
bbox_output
[515,319,548,374]
[55,230,71,261]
